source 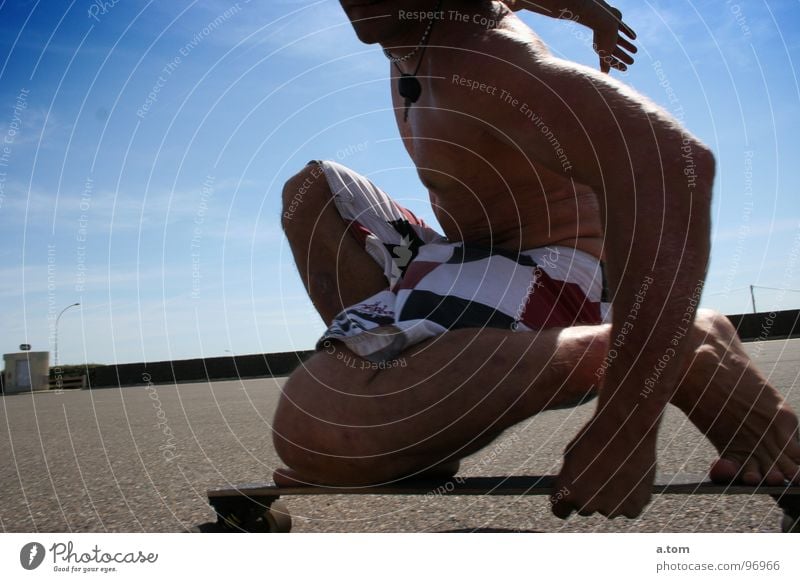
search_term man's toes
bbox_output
[710,457,764,485]
[787,441,800,467]
[709,458,740,483]
[739,459,763,485]
[764,468,787,486]
[776,458,800,484]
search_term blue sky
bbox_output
[0,0,798,366]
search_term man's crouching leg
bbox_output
[271,325,610,486]
[282,162,388,325]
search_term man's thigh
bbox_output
[282,160,444,323]
[272,324,608,485]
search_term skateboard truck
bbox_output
[197,493,291,533]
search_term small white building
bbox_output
[2,351,50,393]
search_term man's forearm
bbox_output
[599,145,714,424]
[512,0,600,26]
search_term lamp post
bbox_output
[55,302,80,366]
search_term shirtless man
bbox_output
[272,0,800,519]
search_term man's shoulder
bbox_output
[433,8,551,89]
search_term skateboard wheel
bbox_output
[263,499,292,533]
[210,496,291,532]
[781,513,799,533]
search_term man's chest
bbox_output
[392,88,499,165]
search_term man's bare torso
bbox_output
[390,7,603,258]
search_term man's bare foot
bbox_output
[673,313,800,486]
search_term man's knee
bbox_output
[271,350,451,485]
[693,309,737,343]
[271,352,383,482]
[554,324,611,384]
[281,161,331,231]
[689,309,739,368]
[272,356,334,459]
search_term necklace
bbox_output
[383,0,443,122]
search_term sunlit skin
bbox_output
[272,0,800,519]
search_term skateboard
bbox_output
[197,474,800,533]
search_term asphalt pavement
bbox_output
[1,339,798,533]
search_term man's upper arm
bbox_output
[445,21,716,416]
[447,25,700,195]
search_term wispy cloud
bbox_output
[0,176,276,234]
[0,106,72,149]
[711,217,800,243]
[0,263,165,299]
[164,0,385,77]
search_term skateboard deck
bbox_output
[199,474,800,533]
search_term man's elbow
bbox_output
[686,143,714,242]
[692,142,716,199]
[675,140,714,256]
[676,136,715,202]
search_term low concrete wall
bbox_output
[52,309,800,390]
[726,309,800,342]
[90,350,314,388]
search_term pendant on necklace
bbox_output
[398,74,422,122]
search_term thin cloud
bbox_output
[712,218,800,243]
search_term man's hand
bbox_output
[506,0,637,73]
[551,411,657,518]
[587,0,637,73]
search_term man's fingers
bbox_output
[613,47,635,65]
[618,36,637,53]
[595,33,637,74]
[600,53,628,73]
[594,37,615,73]
[607,58,627,72]
[621,506,642,519]
[551,497,575,519]
[619,20,637,40]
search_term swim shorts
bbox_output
[312,160,611,362]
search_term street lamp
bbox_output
[55,302,80,366]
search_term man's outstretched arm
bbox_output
[448,11,714,518]
[504,0,637,72]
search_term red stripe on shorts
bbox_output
[346,220,372,247]
[520,268,602,329]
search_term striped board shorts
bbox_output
[314,160,611,363]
